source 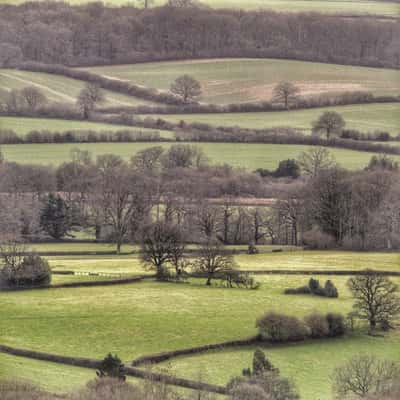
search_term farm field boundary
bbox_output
[0,344,228,395]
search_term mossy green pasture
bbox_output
[83,59,400,104]
[1,142,394,170]
[147,103,400,135]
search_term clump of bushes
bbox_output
[0,254,51,288]
[284,278,339,298]
[228,349,300,400]
[256,311,346,342]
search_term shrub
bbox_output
[326,313,346,337]
[74,378,141,400]
[285,278,339,298]
[0,255,51,288]
[304,313,330,338]
[0,381,54,400]
[324,280,339,298]
[256,312,309,342]
[284,286,310,295]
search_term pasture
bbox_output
[0,0,399,16]
[0,116,173,138]
[0,69,153,106]
[0,265,399,399]
[145,103,400,134]
[83,58,400,104]
[0,142,394,170]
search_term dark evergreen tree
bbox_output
[40,193,71,239]
[252,349,275,375]
[96,353,126,381]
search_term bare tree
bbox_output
[297,147,336,178]
[312,111,345,140]
[131,146,164,173]
[347,271,400,331]
[20,86,47,111]
[272,81,300,110]
[332,355,400,399]
[170,75,202,103]
[93,154,152,254]
[77,82,104,119]
[194,239,237,285]
[140,222,184,280]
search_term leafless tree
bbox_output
[140,221,184,280]
[77,82,104,119]
[272,81,300,110]
[20,86,47,111]
[332,355,400,399]
[194,239,237,285]
[93,154,152,254]
[170,75,202,103]
[297,147,336,178]
[312,111,346,140]
[347,271,400,331]
[131,146,165,174]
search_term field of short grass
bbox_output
[41,250,400,276]
[1,272,399,399]
[0,69,153,106]
[0,116,172,138]
[1,0,399,16]
[1,142,393,170]
[146,103,400,135]
[83,59,400,104]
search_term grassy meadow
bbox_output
[1,142,394,170]
[83,59,400,104]
[145,103,400,134]
[0,69,153,106]
[0,0,399,16]
[0,270,399,399]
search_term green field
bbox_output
[0,116,173,138]
[145,103,400,134]
[0,69,153,106]
[1,142,395,170]
[41,250,400,275]
[0,0,399,16]
[1,271,399,399]
[83,59,400,104]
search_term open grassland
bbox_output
[83,59,400,104]
[0,116,173,138]
[1,142,395,170]
[145,103,400,134]
[0,0,399,16]
[0,69,154,106]
[163,333,400,400]
[40,250,400,275]
[0,273,399,399]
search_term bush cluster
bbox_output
[256,311,345,342]
[0,254,51,288]
[284,278,339,298]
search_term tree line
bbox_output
[0,2,399,68]
[0,146,398,251]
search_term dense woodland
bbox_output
[0,1,399,68]
[0,146,399,251]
